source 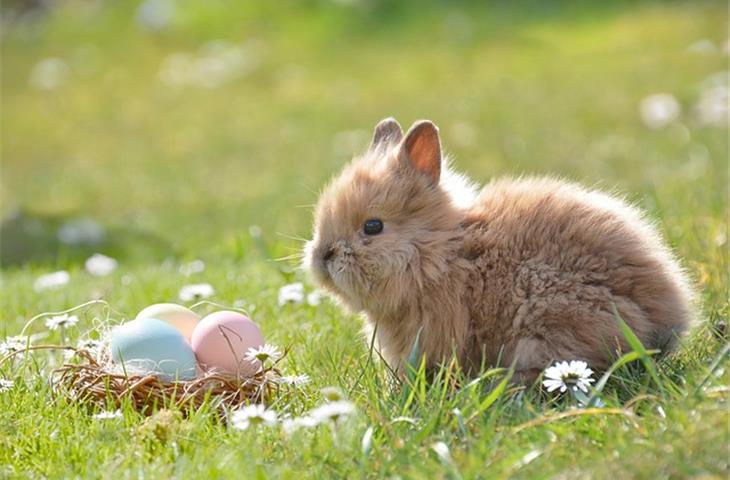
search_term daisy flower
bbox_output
[45,314,79,331]
[309,400,356,423]
[639,93,680,129]
[0,379,14,392]
[33,270,70,292]
[306,291,323,306]
[178,283,215,302]
[179,259,205,276]
[85,253,118,276]
[65,338,105,361]
[321,386,345,401]
[542,360,595,393]
[278,282,304,306]
[0,336,30,356]
[230,404,277,430]
[92,410,123,420]
[281,415,320,434]
[244,344,282,365]
[278,374,310,386]
[77,338,104,351]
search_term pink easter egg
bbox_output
[190,311,264,375]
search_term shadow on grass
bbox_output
[0,208,175,268]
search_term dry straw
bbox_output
[1,345,284,417]
[4,300,285,417]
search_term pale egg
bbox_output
[191,311,264,376]
[135,303,200,341]
[110,317,197,381]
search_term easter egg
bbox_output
[191,311,264,375]
[110,318,197,381]
[135,303,200,341]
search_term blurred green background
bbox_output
[1,3,728,477]
[1,0,727,274]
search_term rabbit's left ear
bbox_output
[370,117,403,150]
[399,120,441,184]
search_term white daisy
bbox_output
[78,338,104,351]
[33,271,70,292]
[178,283,215,302]
[696,73,728,127]
[639,93,680,129]
[57,218,105,245]
[0,336,30,356]
[278,374,310,386]
[278,282,304,306]
[281,415,320,434]
[65,338,104,361]
[542,360,595,393]
[0,379,14,392]
[92,410,123,420]
[321,386,345,401]
[244,344,282,365]
[306,291,323,306]
[85,253,118,276]
[28,57,70,91]
[45,314,80,331]
[179,259,205,276]
[230,404,277,430]
[309,400,356,423]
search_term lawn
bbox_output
[1,0,728,478]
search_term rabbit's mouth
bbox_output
[304,239,366,310]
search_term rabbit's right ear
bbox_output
[398,120,441,185]
[370,117,403,150]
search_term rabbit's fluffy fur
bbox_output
[305,118,693,380]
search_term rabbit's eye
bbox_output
[363,219,383,235]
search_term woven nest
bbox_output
[5,345,284,417]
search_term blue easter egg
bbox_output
[110,317,197,381]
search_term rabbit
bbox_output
[304,117,694,382]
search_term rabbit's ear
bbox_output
[370,117,403,150]
[400,120,441,184]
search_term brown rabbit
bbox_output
[305,117,693,381]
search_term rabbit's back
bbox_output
[460,177,693,373]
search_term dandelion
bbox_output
[92,410,123,420]
[278,374,310,386]
[309,400,356,423]
[33,271,70,292]
[278,282,304,306]
[45,314,79,331]
[244,344,282,366]
[230,404,277,430]
[0,379,14,392]
[639,93,680,129]
[178,283,215,302]
[0,336,30,356]
[542,360,595,393]
[85,253,118,276]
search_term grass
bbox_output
[1,0,728,478]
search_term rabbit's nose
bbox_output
[322,246,336,263]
